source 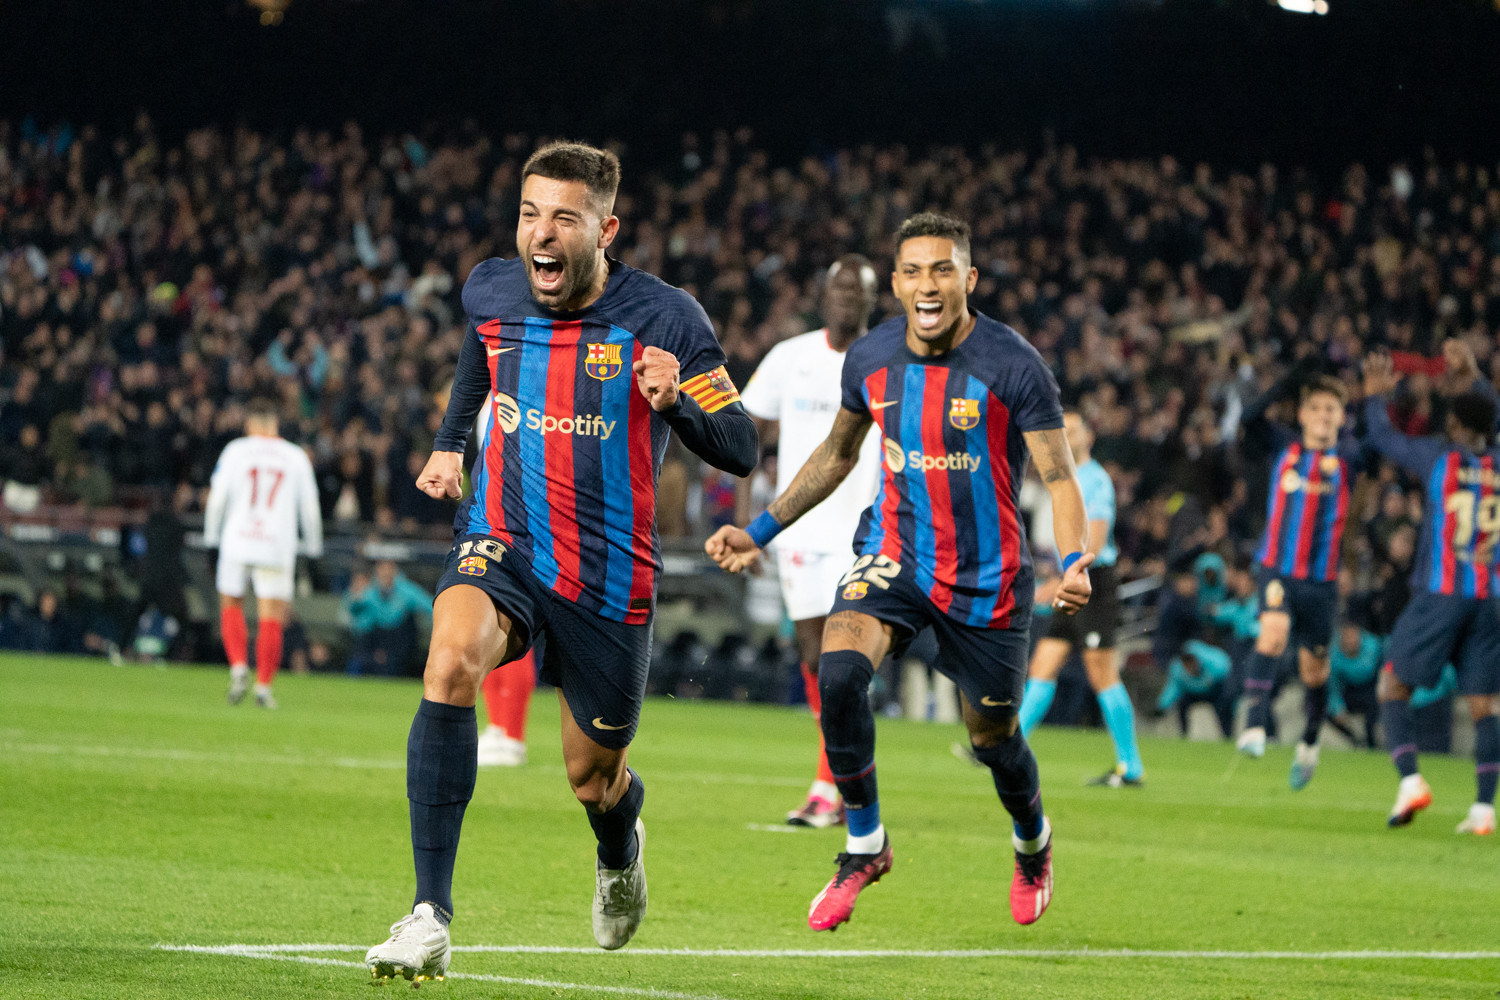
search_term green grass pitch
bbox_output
[2,654,1497,999]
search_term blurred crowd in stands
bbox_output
[2,115,1500,732]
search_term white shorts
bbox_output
[216,557,296,602]
[774,548,851,622]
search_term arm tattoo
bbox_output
[766,408,872,527]
[1025,428,1075,484]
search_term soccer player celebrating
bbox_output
[365,142,756,982]
[203,399,322,709]
[1362,351,1500,834]
[707,213,1093,929]
[738,254,884,827]
[1235,371,1358,791]
[1017,410,1144,787]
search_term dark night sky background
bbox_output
[1,0,1498,173]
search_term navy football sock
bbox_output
[1379,697,1419,779]
[1244,652,1279,730]
[1474,716,1500,806]
[588,769,645,869]
[1300,682,1328,746]
[972,733,1044,842]
[818,650,879,827]
[407,698,479,922]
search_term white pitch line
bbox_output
[745,823,803,833]
[157,943,1500,961]
[152,945,733,999]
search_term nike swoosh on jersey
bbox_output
[592,717,630,731]
[980,696,1014,708]
[486,346,515,357]
[870,399,899,410]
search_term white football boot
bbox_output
[366,902,451,982]
[593,819,647,950]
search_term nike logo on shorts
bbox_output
[980,696,1014,708]
[486,346,514,357]
[592,717,629,731]
[870,399,899,410]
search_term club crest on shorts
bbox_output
[949,398,981,431]
[1265,579,1284,608]
[842,581,870,601]
[457,555,488,576]
[585,342,624,380]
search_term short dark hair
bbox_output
[896,212,971,263]
[247,398,278,422]
[1300,374,1347,406]
[522,141,621,215]
[1451,389,1497,440]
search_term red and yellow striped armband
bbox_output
[681,365,741,414]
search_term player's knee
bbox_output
[1376,664,1411,702]
[1467,695,1500,722]
[1254,629,1288,657]
[423,639,487,702]
[967,713,1019,749]
[970,727,1027,767]
[567,758,626,812]
[817,649,874,720]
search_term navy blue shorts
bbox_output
[434,533,651,750]
[1386,592,1500,696]
[827,553,1032,722]
[1255,568,1335,657]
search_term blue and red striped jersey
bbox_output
[1254,442,1352,582]
[839,313,1064,630]
[451,257,735,624]
[1366,396,1500,598]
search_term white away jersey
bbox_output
[204,436,323,567]
[740,328,883,555]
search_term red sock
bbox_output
[803,662,836,786]
[221,604,248,667]
[496,651,537,742]
[255,619,284,687]
[481,668,507,728]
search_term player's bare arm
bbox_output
[705,406,873,573]
[1023,426,1093,614]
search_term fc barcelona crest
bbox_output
[585,343,624,381]
[707,368,736,395]
[949,398,981,431]
[842,581,870,601]
[457,556,488,576]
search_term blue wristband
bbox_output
[746,510,783,548]
[1061,551,1084,573]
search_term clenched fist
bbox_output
[633,345,681,412]
[704,524,763,574]
[416,450,464,500]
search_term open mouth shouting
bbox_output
[914,299,946,332]
[529,252,568,297]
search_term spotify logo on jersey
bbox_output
[883,437,906,473]
[492,392,522,433]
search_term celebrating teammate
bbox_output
[738,254,883,828]
[202,399,322,709]
[1362,352,1500,834]
[365,142,757,982]
[1235,371,1359,791]
[707,212,1092,930]
[1017,411,1144,787]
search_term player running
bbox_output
[1017,410,1143,787]
[708,212,1093,930]
[739,254,883,827]
[365,142,757,982]
[1363,352,1500,834]
[1235,371,1359,791]
[203,399,322,709]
